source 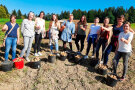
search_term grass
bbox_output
[0,18,50,44]
[0,18,134,44]
[131,23,135,30]
[0,18,50,30]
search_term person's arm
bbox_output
[2,24,8,31]
[42,20,46,38]
[96,29,101,42]
[57,21,60,30]
[121,33,133,44]
[35,18,41,30]
[61,21,66,29]
[21,19,25,35]
[75,23,79,36]
[72,24,75,38]
[106,29,113,45]
[101,26,113,31]
[17,27,20,44]
[43,20,45,32]
[80,25,87,31]
[129,28,135,34]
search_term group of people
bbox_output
[2,11,134,81]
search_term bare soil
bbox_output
[0,23,135,90]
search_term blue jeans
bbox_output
[103,43,116,65]
[86,37,97,55]
[96,38,107,59]
[50,39,59,51]
[5,37,17,61]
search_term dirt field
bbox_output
[0,23,135,90]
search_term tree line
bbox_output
[0,4,135,24]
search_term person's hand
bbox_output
[120,38,125,42]
[72,34,74,38]
[80,26,83,30]
[74,33,77,38]
[105,41,109,46]
[36,26,41,30]
[17,39,19,44]
[42,32,46,38]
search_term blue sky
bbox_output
[0,0,135,14]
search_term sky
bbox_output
[0,0,135,14]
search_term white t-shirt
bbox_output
[89,24,100,35]
[35,17,45,34]
[118,32,133,52]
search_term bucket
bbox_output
[31,61,41,69]
[48,55,56,63]
[1,61,13,72]
[13,57,24,69]
[107,73,118,87]
[68,53,74,61]
[89,58,99,67]
[97,68,107,75]
[60,55,67,61]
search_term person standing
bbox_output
[84,17,100,59]
[75,15,88,54]
[48,14,60,55]
[113,22,134,81]
[2,15,20,61]
[20,12,35,61]
[61,14,75,52]
[96,17,112,60]
[103,15,134,65]
[34,11,45,56]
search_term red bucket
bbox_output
[13,57,24,69]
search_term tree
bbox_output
[127,6,135,23]
[12,9,17,16]
[0,6,7,18]
[17,9,22,19]
[72,9,77,19]
[76,9,82,19]
[87,10,96,23]
[107,11,115,24]
[3,5,10,18]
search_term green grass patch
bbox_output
[0,18,50,44]
[131,23,135,30]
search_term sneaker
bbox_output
[56,53,60,57]
[35,53,39,56]
[90,55,95,58]
[25,57,30,62]
[77,51,81,55]
[38,52,42,56]
[84,55,88,59]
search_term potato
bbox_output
[49,54,56,56]
[98,64,107,70]
[32,57,40,62]
[109,74,117,80]
[60,52,67,56]
[75,55,82,59]
[14,58,23,62]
